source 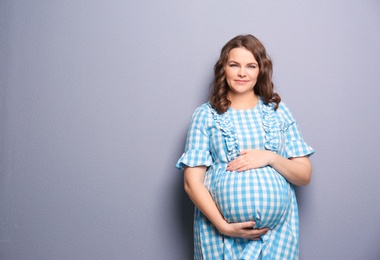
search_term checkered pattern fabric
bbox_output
[176,98,314,259]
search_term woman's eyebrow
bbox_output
[228,60,258,66]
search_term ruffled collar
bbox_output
[208,99,280,162]
[261,101,280,151]
[209,104,240,162]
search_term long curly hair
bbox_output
[209,34,281,114]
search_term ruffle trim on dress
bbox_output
[175,150,213,170]
[208,104,240,162]
[284,140,315,159]
[208,100,281,161]
[262,102,280,152]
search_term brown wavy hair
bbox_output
[209,34,281,114]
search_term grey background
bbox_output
[1,1,380,259]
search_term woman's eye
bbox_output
[229,64,238,67]
[248,65,256,69]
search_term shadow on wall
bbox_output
[175,177,194,259]
[172,132,194,260]
[294,185,311,219]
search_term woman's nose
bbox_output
[238,68,246,77]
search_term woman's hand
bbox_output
[226,149,274,172]
[226,149,312,186]
[217,220,269,240]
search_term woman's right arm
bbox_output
[184,166,269,240]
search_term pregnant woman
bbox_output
[176,34,314,259]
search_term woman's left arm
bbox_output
[268,154,312,186]
[226,150,312,186]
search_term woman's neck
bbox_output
[228,92,259,110]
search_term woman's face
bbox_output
[224,47,259,96]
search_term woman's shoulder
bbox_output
[192,102,212,114]
[275,101,296,123]
[277,101,290,112]
[190,102,213,121]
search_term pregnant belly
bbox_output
[211,167,291,229]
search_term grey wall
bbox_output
[1,1,380,259]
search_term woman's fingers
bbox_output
[225,221,269,240]
[248,227,269,240]
[240,221,256,229]
[227,149,274,172]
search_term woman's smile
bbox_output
[235,79,249,84]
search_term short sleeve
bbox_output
[176,105,213,170]
[283,122,315,158]
[278,103,315,159]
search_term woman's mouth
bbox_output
[235,80,248,84]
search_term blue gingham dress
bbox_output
[176,98,314,260]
